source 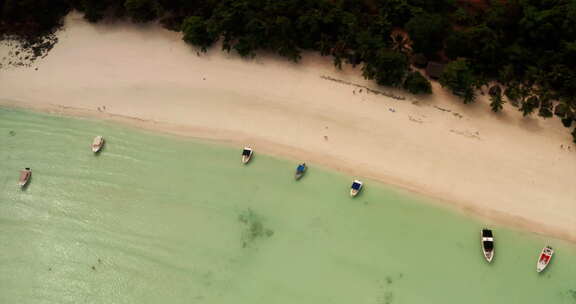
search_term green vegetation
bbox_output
[1,0,575,141]
[182,16,216,51]
[403,71,432,95]
[405,13,448,57]
[488,85,504,113]
[0,0,69,38]
[440,59,476,104]
[362,50,409,87]
[124,0,162,23]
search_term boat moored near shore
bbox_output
[295,163,307,180]
[92,136,105,153]
[536,246,554,273]
[241,147,253,164]
[350,180,363,197]
[481,229,494,263]
[18,168,31,188]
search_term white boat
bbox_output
[295,163,306,180]
[536,245,554,273]
[18,168,31,188]
[350,180,363,197]
[241,147,253,164]
[92,136,105,153]
[481,229,494,263]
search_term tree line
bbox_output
[1,0,575,142]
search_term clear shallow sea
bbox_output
[1,107,575,304]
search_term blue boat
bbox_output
[295,163,307,180]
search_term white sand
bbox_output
[1,13,575,242]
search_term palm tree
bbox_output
[490,96,505,112]
[520,96,538,116]
[391,32,412,55]
[489,85,504,112]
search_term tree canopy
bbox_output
[181,16,216,51]
[405,13,449,57]
[489,85,504,113]
[124,0,162,23]
[362,50,409,87]
[440,59,477,104]
[403,71,432,95]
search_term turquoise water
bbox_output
[1,107,575,304]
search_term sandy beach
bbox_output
[1,13,574,242]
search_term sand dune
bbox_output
[1,13,574,242]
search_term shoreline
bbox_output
[2,101,575,244]
[1,13,575,243]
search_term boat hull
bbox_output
[18,170,31,188]
[350,180,363,197]
[536,263,548,273]
[536,246,553,273]
[241,147,253,164]
[92,136,104,153]
[295,166,306,180]
[18,180,29,187]
[483,251,494,263]
[481,230,494,263]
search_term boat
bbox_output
[481,229,494,263]
[92,136,105,153]
[295,163,307,180]
[536,245,554,273]
[350,180,363,197]
[241,147,253,164]
[18,168,31,188]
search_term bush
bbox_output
[403,71,432,94]
[439,59,477,103]
[489,85,504,112]
[362,50,409,87]
[182,16,217,51]
[80,0,114,23]
[124,0,161,23]
[1,0,70,35]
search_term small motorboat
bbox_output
[481,229,494,263]
[350,180,363,197]
[241,147,253,164]
[295,163,307,180]
[536,245,554,273]
[18,168,32,188]
[92,136,105,153]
